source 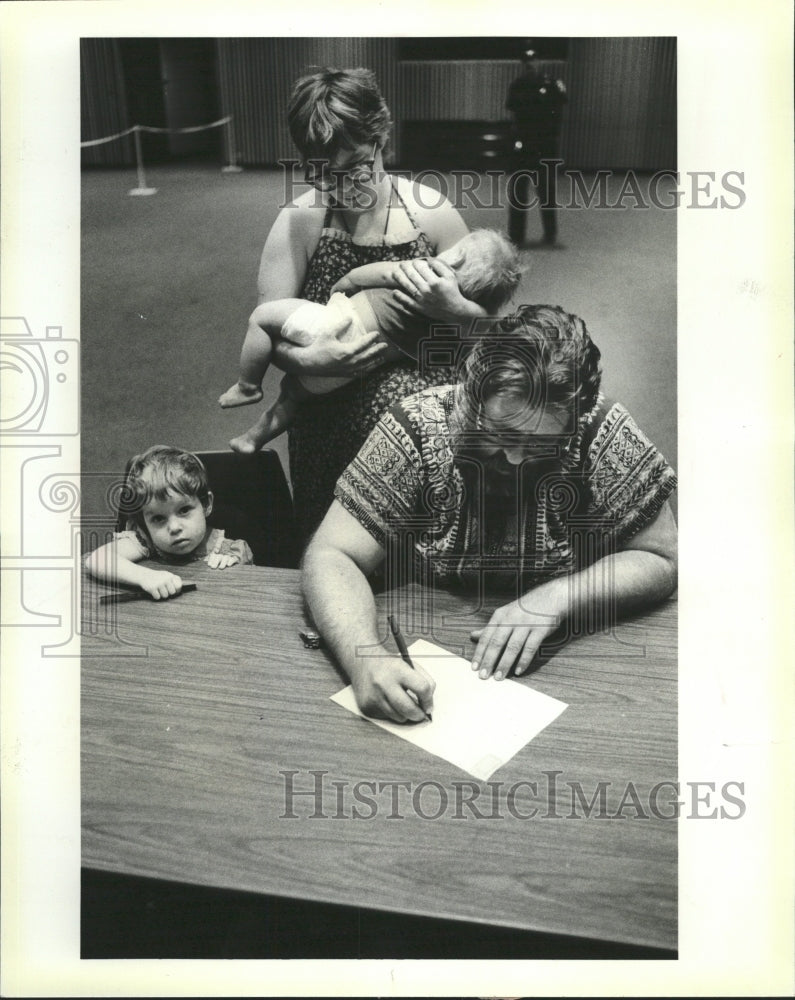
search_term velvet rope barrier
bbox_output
[80,117,241,196]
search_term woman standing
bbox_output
[253,67,486,543]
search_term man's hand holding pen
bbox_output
[350,652,435,725]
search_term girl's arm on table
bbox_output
[471,501,678,680]
[84,535,184,600]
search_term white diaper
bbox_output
[286,292,371,395]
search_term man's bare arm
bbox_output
[302,501,435,722]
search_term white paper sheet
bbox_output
[330,638,568,780]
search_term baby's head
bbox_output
[437,229,523,315]
[121,446,213,559]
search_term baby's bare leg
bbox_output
[230,375,309,453]
[219,318,275,408]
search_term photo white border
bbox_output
[2,1,793,996]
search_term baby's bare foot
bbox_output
[229,431,262,454]
[219,382,263,408]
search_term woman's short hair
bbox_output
[443,229,523,314]
[119,446,210,528]
[288,67,392,159]
[455,304,603,430]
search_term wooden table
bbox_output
[81,564,677,953]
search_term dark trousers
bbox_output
[507,149,562,245]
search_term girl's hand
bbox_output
[390,257,473,321]
[469,586,565,681]
[141,569,183,600]
[206,551,240,570]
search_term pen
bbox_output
[387,614,432,722]
[99,583,198,605]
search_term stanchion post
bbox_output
[221,116,243,174]
[128,126,157,196]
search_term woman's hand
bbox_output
[469,583,566,680]
[284,311,388,376]
[140,569,183,600]
[390,257,482,322]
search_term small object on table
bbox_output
[298,629,322,649]
[99,583,198,606]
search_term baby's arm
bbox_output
[84,535,184,600]
[330,261,405,295]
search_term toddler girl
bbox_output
[219,228,522,454]
[85,446,253,599]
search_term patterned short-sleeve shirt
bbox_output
[334,385,676,592]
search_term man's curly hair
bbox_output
[452,303,603,435]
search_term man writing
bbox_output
[302,305,677,722]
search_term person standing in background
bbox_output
[505,46,567,248]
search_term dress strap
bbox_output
[389,177,420,230]
[383,184,392,236]
[327,178,418,238]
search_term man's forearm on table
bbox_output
[536,549,677,625]
[302,546,383,677]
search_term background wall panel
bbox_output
[217,38,399,166]
[396,60,564,121]
[81,37,676,171]
[564,37,676,170]
[80,38,133,166]
[216,39,675,169]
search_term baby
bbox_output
[84,445,253,599]
[219,228,522,454]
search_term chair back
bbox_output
[116,449,298,568]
